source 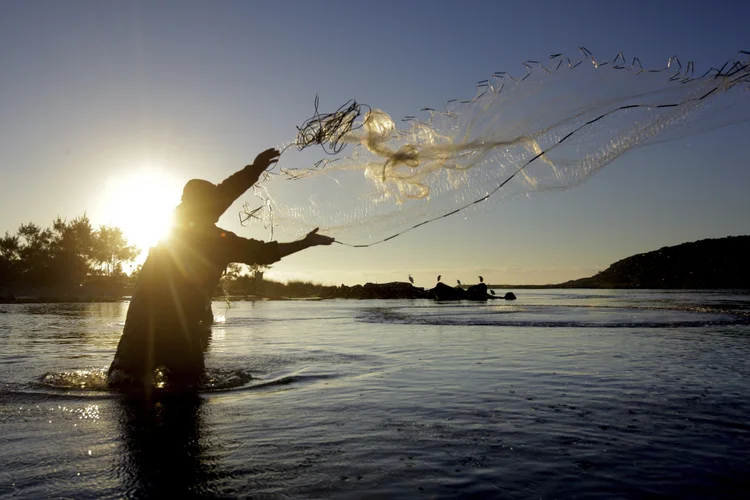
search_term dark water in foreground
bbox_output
[1,290,749,499]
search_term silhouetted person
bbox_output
[108,148,334,388]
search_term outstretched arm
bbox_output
[222,227,335,267]
[277,228,335,259]
[210,148,281,220]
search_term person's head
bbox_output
[175,179,222,225]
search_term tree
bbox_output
[52,215,94,255]
[92,225,139,277]
[50,214,95,285]
[16,222,54,285]
[1,215,139,290]
[0,232,20,260]
[0,231,21,284]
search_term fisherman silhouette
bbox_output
[108,148,334,389]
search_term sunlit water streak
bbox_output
[0,290,749,498]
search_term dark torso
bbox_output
[109,224,229,382]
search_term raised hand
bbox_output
[250,148,281,174]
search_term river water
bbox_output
[1,290,749,499]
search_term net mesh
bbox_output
[242,49,750,246]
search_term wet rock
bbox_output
[426,282,465,301]
[465,283,489,301]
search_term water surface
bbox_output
[1,290,749,498]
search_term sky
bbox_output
[1,0,748,286]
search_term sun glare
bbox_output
[97,169,183,256]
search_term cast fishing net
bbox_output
[241,49,750,246]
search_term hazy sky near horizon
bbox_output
[1,0,749,286]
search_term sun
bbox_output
[96,169,183,257]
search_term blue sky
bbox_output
[1,0,748,286]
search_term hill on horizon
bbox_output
[555,235,750,289]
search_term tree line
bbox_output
[0,214,139,288]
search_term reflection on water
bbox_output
[116,394,214,498]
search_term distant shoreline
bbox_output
[3,234,748,304]
[0,295,128,304]
[3,287,749,305]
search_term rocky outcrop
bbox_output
[321,281,517,301]
[426,282,516,301]
[465,283,489,301]
[425,282,465,301]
